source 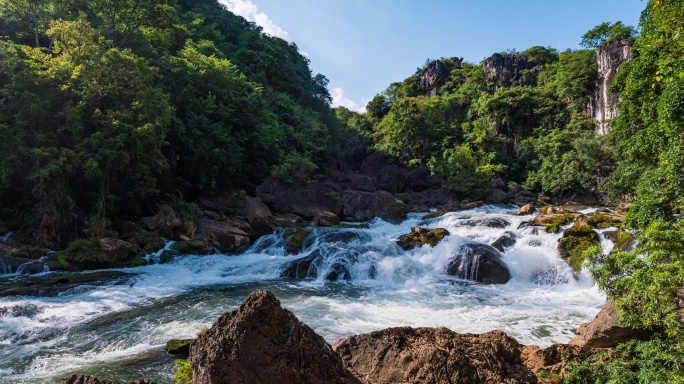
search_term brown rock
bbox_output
[54,375,155,384]
[334,327,536,384]
[521,344,598,382]
[514,203,535,216]
[196,218,251,254]
[189,290,361,384]
[569,302,652,348]
[397,226,450,250]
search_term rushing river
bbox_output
[0,205,607,383]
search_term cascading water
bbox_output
[0,205,607,383]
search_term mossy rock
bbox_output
[397,226,450,251]
[15,246,46,259]
[558,219,600,272]
[587,212,624,228]
[165,338,194,359]
[283,228,311,255]
[281,252,319,279]
[615,230,634,251]
[533,207,582,231]
[57,238,145,270]
[122,231,165,254]
[159,240,215,263]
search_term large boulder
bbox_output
[446,243,511,284]
[188,290,361,384]
[54,375,155,384]
[196,218,251,254]
[57,238,145,270]
[397,226,450,250]
[333,327,537,384]
[569,302,652,348]
[514,203,535,216]
[491,232,516,252]
[339,190,405,223]
[374,165,407,193]
[237,196,276,237]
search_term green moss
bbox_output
[165,339,194,355]
[123,231,165,254]
[58,238,144,270]
[587,212,624,228]
[558,220,599,272]
[57,254,72,268]
[283,228,310,254]
[546,224,560,233]
[615,230,634,251]
[398,227,450,250]
[128,257,147,267]
[174,359,192,384]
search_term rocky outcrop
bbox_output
[188,290,361,384]
[491,231,516,252]
[280,249,351,281]
[419,58,463,96]
[165,338,193,359]
[0,271,134,297]
[533,206,583,233]
[54,375,155,384]
[446,243,511,284]
[282,228,311,254]
[397,226,450,250]
[237,196,276,237]
[483,53,540,91]
[588,39,633,135]
[256,177,340,225]
[57,238,145,270]
[569,302,651,348]
[334,327,537,384]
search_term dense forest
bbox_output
[1,0,683,382]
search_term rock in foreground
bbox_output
[334,327,537,384]
[189,290,361,384]
[569,302,652,348]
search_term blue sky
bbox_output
[220,0,645,111]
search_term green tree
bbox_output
[580,21,637,48]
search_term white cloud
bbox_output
[219,0,290,41]
[331,87,367,113]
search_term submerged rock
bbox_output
[397,226,450,250]
[569,302,652,348]
[491,231,516,252]
[446,243,511,284]
[0,271,134,297]
[188,290,361,384]
[334,327,537,384]
[281,252,320,279]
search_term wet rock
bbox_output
[557,219,600,272]
[533,207,583,233]
[281,252,319,279]
[188,290,361,384]
[159,241,215,263]
[569,302,652,348]
[196,218,251,254]
[325,263,351,281]
[0,255,37,274]
[165,338,194,359]
[320,230,370,244]
[461,217,510,228]
[446,243,511,284]
[54,375,156,384]
[0,271,134,297]
[491,231,516,252]
[283,228,311,255]
[334,327,536,384]
[514,203,535,216]
[397,226,450,250]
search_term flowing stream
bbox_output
[0,205,606,383]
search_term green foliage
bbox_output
[428,145,490,198]
[607,0,684,227]
[587,220,684,336]
[174,359,192,384]
[271,152,319,185]
[580,21,637,48]
[563,337,684,384]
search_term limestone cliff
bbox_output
[482,53,540,91]
[418,57,463,96]
[588,39,633,135]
